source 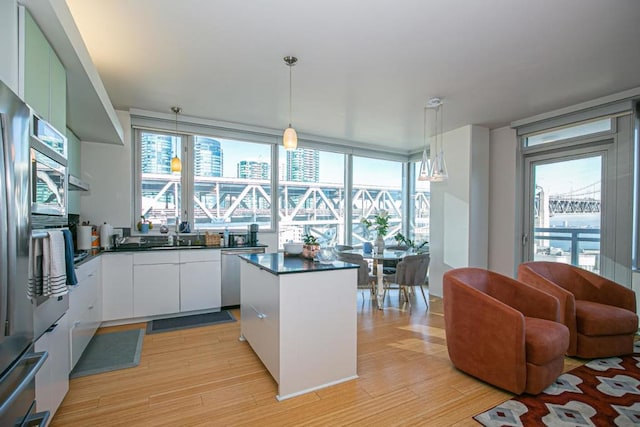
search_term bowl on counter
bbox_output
[283,242,304,255]
[317,247,337,264]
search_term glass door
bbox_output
[522,138,619,276]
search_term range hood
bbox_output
[68,174,90,191]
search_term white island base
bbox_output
[240,254,358,400]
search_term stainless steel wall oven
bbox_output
[30,114,67,228]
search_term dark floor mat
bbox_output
[146,310,236,334]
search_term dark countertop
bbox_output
[239,252,359,275]
[102,243,268,253]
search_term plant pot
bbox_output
[302,244,320,260]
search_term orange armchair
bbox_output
[443,268,569,395]
[518,261,638,358]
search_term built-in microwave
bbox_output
[30,114,68,227]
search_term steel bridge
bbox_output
[141,175,430,243]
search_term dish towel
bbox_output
[27,236,44,298]
[44,230,68,297]
[61,229,78,286]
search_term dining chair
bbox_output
[383,253,430,311]
[337,252,376,298]
[381,245,408,274]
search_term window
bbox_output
[524,118,612,147]
[352,156,403,247]
[136,130,273,231]
[278,147,345,246]
[411,161,430,245]
[139,130,182,227]
[192,137,272,230]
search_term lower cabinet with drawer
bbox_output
[35,312,69,425]
[68,256,102,370]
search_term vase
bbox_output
[375,235,385,253]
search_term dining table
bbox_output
[341,248,410,309]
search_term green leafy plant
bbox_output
[394,232,428,251]
[360,209,390,237]
[302,234,319,245]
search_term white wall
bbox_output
[429,125,490,297]
[488,126,518,276]
[0,0,18,92]
[80,110,132,227]
[633,272,640,315]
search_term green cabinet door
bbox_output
[49,52,67,133]
[24,11,50,121]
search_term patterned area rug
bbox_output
[474,342,640,426]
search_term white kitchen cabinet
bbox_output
[179,249,221,312]
[34,312,69,426]
[68,256,101,370]
[101,253,133,321]
[133,251,180,317]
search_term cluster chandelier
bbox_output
[170,106,182,173]
[418,97,448,182]
[282,55,298,150]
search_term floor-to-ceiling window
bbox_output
[352,156,403,247]
[411,161,430,246]
[278,147,345,246]
[520,114,634,282]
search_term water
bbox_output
[544,213,600,252]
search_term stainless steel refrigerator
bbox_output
[0,80,48,425]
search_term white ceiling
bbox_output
[65,0,640,153]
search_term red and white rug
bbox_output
[474,342,640,426]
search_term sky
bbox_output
[535,155,601,198]
[218,138,403,186]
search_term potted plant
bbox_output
[394,232,429,253]
[302,234,320,259]
[360,209,389,253]
[136,215,153,234]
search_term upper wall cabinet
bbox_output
[24,10,66,133]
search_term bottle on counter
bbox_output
[223,227,229,247]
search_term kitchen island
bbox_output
[239,252,359,400]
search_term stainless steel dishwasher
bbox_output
[221,247,265,307]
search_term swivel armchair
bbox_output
[443,268,569,395]
[518,261,638,358]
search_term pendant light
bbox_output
[170,106,182,173]
[427,97,448,182]
[283,55,298,150]
[418,105,432,181]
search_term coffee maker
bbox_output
[248,223,259,246]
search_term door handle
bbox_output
[0,351,48,417]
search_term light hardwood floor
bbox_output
[52,291,582,427]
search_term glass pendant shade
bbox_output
[426,97,448,182]
[418,105,431,181]
[418,148,431,181]
[171,155,182,173]
[170,106,182,173]
[283,126,297,150]
[429,149,448,181]
[283,56,298,151]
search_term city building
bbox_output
[237,160,269,179]
[194,136,223,177]
[140,133,173,174]
[286,148,319,182]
